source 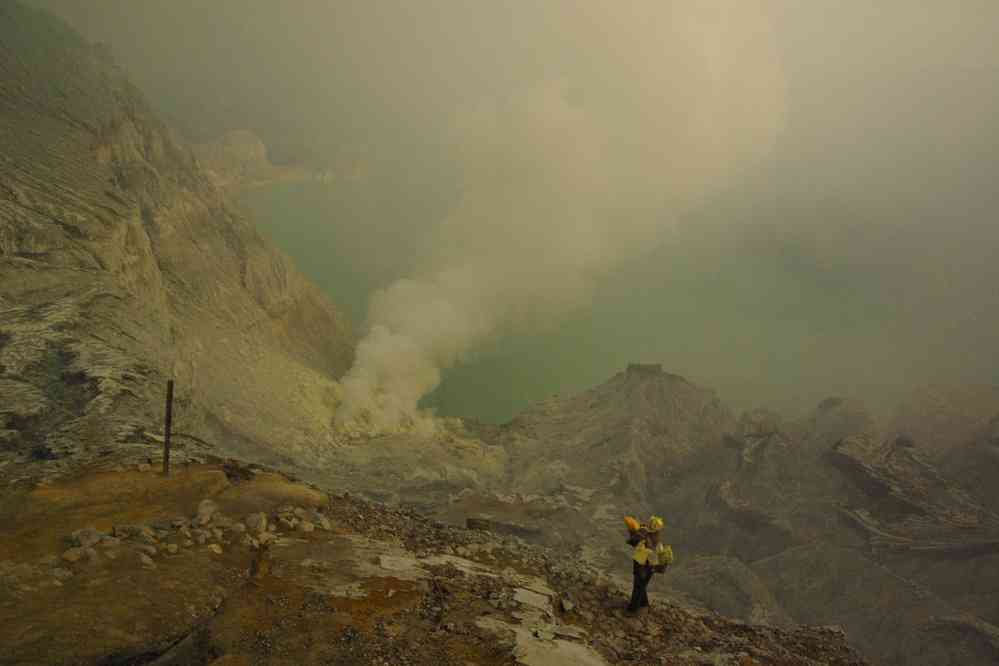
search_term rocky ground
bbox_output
[0,456,866,666]
[294,366,999,665]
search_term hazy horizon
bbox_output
[32,0,999,426]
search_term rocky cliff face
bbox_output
[192,129,311,190]
[0,2,353,478]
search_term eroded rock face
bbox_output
[192,129,309,190]
[831,434,999,558]
[0,2,353,475]
[891,385,999,461]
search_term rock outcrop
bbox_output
[192,129,310,190]
[0,2,353,481]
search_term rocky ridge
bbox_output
[192,129,312,191]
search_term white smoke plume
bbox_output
[336,1,786,433]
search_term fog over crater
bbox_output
[34,0,999,424]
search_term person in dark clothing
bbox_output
[624,515,674,614]
[628,556,655,613]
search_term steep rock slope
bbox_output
[0,3,353,477]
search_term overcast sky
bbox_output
[32,1,999,422]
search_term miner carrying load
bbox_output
[624,514,674,614]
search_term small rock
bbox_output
[137,526,158,544]
[71,527,104,548]
[211,527,224,541]
[532,626,556,641]
[139,554,156,569]
[231,522,246,534]
[136,545,157,557]
[196,499,219,526]
[137,463,151,472]
[297,521,315,533]
[207,544,223,555]
[210,514,232,528]
[179,526,192,539]
[278,516,297,530]
[316,516,332,531]
[245,513,268,534]
[100,537,122,549]
[183,540,194,548]
[165,544,179,555]
[105,550,118,560]
[293,507,310,520]
[61,548,86,563]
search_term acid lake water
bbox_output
[238,180,895,423]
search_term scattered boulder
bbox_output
[61,548,86,564]
[245,513,268,534]
[71,527,104,549]
[196,499,219,526]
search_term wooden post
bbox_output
[162,379,174,476]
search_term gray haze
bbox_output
[33,1,999,424]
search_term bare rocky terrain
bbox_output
[340,368,999,665]
[2,4,998,665]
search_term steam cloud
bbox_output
[335,2,787,433]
